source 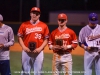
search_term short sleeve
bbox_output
[17,23,25,37]
[44,25,49,39]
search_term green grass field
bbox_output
[10,51,95,75]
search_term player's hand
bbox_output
[84,46,91,51]
[33,47,42,53]
[22,46,31,52]
[61,44,68,50]
[61,45,73,51]
[0,44,4,49]
[52,45,62,51]
[82,45,91,51]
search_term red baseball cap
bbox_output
[30,7,40,12]
[58,13,67,20]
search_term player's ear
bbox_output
[30,13,32,16]
[65,19,68,23]
[38,14,40,18]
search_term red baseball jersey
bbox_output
[17,21,49,48]
[48,27,78,52]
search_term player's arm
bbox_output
[79,42,86,49]
[33,25,50,53]
[62,41,78,51]
[17,23,31,52]
[39,25,50,50]
[48,33,61,51]
[67,40,78,50]
[63,30,78,50]
[40,38,48,50]
[78,28,91,50]
[70,31,78,49]
[48,41,61,51]
[40,25,50,50]
[33,36,49,53]
[78,29,87,49]
[3,27,14,47]
[18,36,25,48]
[18,36,31,52]
[79,42,91,50]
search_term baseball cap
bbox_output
[58,13,67,20]
[30,7,40,12]
[0,14,3,21]
[89,13,98,24]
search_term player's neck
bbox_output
[58,25,67,32]
[59,25,67,30]
[30,19,39,24]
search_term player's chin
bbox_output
[32,18,37,21]
[60,24,64,27]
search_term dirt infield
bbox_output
[10,43,84,55]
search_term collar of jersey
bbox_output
[58,26,67,32]
[30,19,40,25]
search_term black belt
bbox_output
[56,51,70,55]
[89,47,99,52]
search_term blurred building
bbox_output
[49,11,100,25]
[0,0,100,23]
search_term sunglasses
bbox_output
[31,11,40,16]
[58,19,66,23]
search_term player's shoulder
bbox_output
[82,25,87,29]
[39,21,47,26]
[67,28,75,33]
[4,24,12,29]
[51,28,58,34]
[95,24,100,29]
[3,24,13,32]
[21,21,30,25]
[97,24,100,27]
[79,25,87,32]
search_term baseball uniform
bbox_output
[79,24,100,75]
[79,13,100,75]
[17,20,49,75]
[48,27,78,75]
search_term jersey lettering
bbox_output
[26,27,42,34]
[55,34,69,45]
[96,40,100,45]
[55,33,70,39]
[88,34,100,41]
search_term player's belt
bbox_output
[89,47,99,52]
[56,51,70,55]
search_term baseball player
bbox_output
[0,14,14,75]
[17,7,49,75]
[48,13,78,75]
[79,13,100,75]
